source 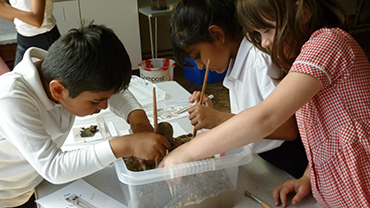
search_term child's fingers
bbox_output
[157,146,166,156]
[140,134,170,160]
[279,187,291,207]
[155,138,171,157]
[273,184,292,207]
[291,183,311,205]
[272,186,282,206]
[203,96,213,108]
[160,136,171,148]
[291,192,305,205]
[189,91,201,103]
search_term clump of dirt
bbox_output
[80,125,99,137]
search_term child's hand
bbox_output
[188,91,213,108]
[272,175,311,207]
[110,132,170,160]
[188,105,233,130]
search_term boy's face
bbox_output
[187,41,230,74]
[59,89,115,117]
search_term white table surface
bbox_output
[0,18,17,45]
[35,80,321,208]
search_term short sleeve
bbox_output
[290,28,355,89]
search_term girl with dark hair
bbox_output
[170,0,307,179]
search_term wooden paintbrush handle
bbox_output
[192,59,210,137]
[260,201,272,208]
[153,87,158,133]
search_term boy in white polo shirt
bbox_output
[0,23,170,207]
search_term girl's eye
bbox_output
[191,54,200,60]
[264,29,270,34]
[91,101,99,105]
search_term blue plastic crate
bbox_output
[183,57,227,85]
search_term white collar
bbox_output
[226,38,254,80]
[13,47,57,110]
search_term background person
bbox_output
[0,0,60,66]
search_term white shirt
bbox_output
[0,48,142,207]
[223,38,284,153]
[10,0,56,36]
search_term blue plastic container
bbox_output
[183,57,227,85]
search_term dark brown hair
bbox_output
[237,0,348,77]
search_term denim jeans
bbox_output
[15,25,60,66]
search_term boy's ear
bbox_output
[208,25,226,43]
[49,79,66,100]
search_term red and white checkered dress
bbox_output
[291,28,370,207]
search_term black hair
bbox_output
[170,0,243,66]
[41,22,132,98]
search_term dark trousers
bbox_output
[258,135,308,179]
[15,25,61,66]
[12,194,37,208]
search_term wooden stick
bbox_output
[153,87,158,134]
[192,59,210,137]
[245,190,272,208]
[153,87,159,168]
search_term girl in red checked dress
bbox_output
[159,0,370,207]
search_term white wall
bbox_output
[53,0,142,69]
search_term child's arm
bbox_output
[272,166,311,207]
[127,109,154,133]
[188,102,298,140]
[264,114,298,141]
[0,0,45,27]
[159,72,321,167]
[188,93,298,140]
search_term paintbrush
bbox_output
[153,87,159,168]
[192,59,210,137]
[153,87,175,196]
[245,190,272,208]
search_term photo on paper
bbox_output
[65,194,97,208]
[73,125,102,143]
[35,179,126,208]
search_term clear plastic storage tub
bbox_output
[113,146,253,208]
[95,77,253,207]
